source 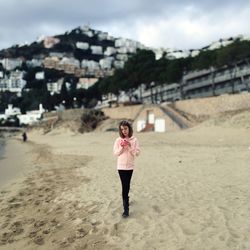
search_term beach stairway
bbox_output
[159,105,193,129]
[133,104,194,132]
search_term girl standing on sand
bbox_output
[113,120,140,218]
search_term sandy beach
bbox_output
[0,139,31,189]
[0,112,250,249]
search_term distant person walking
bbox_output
[113,120,140,218]
[22,132,27,142]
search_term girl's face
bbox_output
[120,125,129,137]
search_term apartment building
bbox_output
[140,83,181,103]
[182,61,250,99]
[46,79,63,94]
[76,78,98,89]
[1,58,23,71]
[0,70,26,94]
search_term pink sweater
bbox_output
[113,136,140,170]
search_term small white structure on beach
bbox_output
[137,120,146,132]
[154,118,166,132]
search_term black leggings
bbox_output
[118,170,133,200]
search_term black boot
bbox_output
[122,197,129,218]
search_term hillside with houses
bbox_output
[0,25,148,98]
[1,25,250,128]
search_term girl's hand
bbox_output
[120,139,130,147]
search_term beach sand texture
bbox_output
[0,111,250,249]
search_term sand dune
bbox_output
[0,110,250,249]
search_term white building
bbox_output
[0,70,26,94]
[113,60,124,69]
[81,60,100,71]
[35,72,45,80]
[48,52,65,58]
[97,32,108,41]
[83,30,94,37]
[107,35,115,41]
[26,59,43,67]
[90,45,103,55]
[0,114,5,120]
[1,58,23,71]
[167,50,189,59]
[116,54,128,61]
[76,42,89,50]
[115,38,136,48]
[0,104,21,122]
[104,47,116,56]
[18,104,45,125]
[0,104,45,125]
[99,57,114,69]
[59,57,80,67]
[153,48,167,60]
[77,78,98,89]
[117,47,130,54]
[47,79,63,94]
[208,39,234,50]
[5,104,21,117]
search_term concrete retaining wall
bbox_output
[101,105,143,120]
[172,93,250,117]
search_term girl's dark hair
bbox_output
[119,120,133,138]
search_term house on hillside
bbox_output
[0,70,26,96]
[0,104,21,121]
[0,104,45,126]
[18,104,45,125]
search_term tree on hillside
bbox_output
[191,50,217,70]
[0,91,17,112]
[216,40,250,93]
[124,49,156,88]
[75,88,87,108]
[18,88,53,113]
[44,68,64,82]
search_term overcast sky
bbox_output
[0,0,250,51]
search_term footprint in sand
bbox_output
[42,228,51,234]
[0,190,9,194]
[10,221,24,235]
[0,231,14,245]
[33,235,45,245]
[110,222,119,237]
[28,230,39,239]
[1,222,9,229]
[6,213,16,219]
[34,220,47,228]
[75,227,89,238]
[152,205,162,214]
[10,202,23,209]
[7,197,22,203]
[24,218,35,225]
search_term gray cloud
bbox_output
[0,0,250,50]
